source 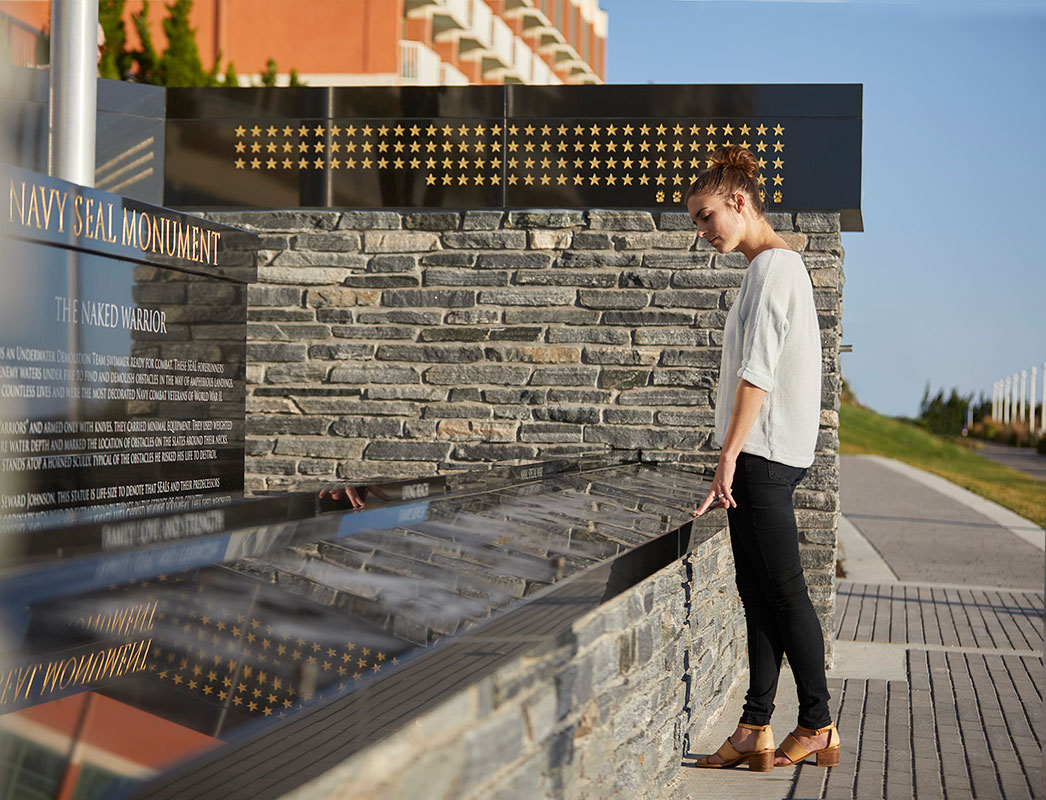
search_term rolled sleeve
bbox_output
[736,265,794,394]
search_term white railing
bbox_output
[512,36,532,81]
[400,40,443,85]
[466,0,494,49]
[489,14,516,67]
[992,362,1046,433]
[441,0,470,30]
[531,56,552,85]
[441,61,470,85]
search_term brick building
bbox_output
[0,0,607,85]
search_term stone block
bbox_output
[600,370,650,390]
[367,255,419,273]
[248,285,303,307]
[342,274,420,289]
[274,437,366,459]
[642,253,712,269]
[577,290,649,310]
[657,211,694,230]
[333,325,416,340]
[307,344,375,360]
[248,415,331,435]
[445,309,501,325]
[670,269,746,289]
[656,409,715,426]
[363,232,441,253]
[458,709,525,798]
[619,270,671,290]
[611,231,697,250]
[529,367,600,386]
[584,426,703,450]
[376,344,484,363]
[329,365,420,384]
[268,250,365,268]
[659,349,721,368]
[634,329,709,346]
[483,388,547,404]
[476,252,553,270]
[797,212,841,233]
[587,210,655,231]
[214,209,341,230]
[419,252,476,267]
[519,423,584,442]
[583,347,657,366]
[506,210,584,228]
[528,229,573,249]
[547,327,629,345]
[366,386,446,401]
[651,290,720,309]
[504,308,601,325]
[263,363,330,384]
[713,252,749,269]
[452,443,537,461]
[357,309,441,325]
[532,406,600,424]
[603,408,653,425]
[556,251,642,268]
[515,270,616,288]
[418,328,491,342]
[336,211,402,230]
[487,327,543,342]
[571,232,614,249]
[478,288,576,306]
[424,268,509,287]
[247,342,307,362]
[307,288,380,307]
[766,212,794,231]
[257,266,351,285]
[601,311,694,326]
[365,441,449,461]
[382,289,475,308]
[403,212,461,230]
[291,232,361,251]
[442,231,527,249]
[485,345,581,363]
[424,364,531,386]
[462,211,503,230]
[617,388,710,406]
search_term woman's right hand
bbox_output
[692,455,738,517]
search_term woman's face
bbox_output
[686,192,743,253]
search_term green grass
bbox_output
[839,401,1046,526]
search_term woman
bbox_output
[688,146,840,771]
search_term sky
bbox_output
[599,0,1046,417]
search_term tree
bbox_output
[919,383,973,436]
[158,0,205,87]
[98,0,132,79]
[129,1,160,84]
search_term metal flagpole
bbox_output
[49,0,98,185]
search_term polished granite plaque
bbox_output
[0,165,255,525]
[0,453,725,800]
[164,84,863,229]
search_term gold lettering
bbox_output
[72,651,96,684]
[40,658,62,693]
[123,209,138,249]
[84,197,97,240]
[176,220,190,260]
[145,600,157,631]
[191,225,200,262]
[26,184,41,229]
[200,229,211,264]
[0,668,17,704]
[151,214,162,255]
[57,657,78,690]
[9,179,25,224]
[73,195,84,236]
[93,199,108,242]
[53,189,67,233]
[38,185,56,230]
[14,665,36,701]
[212,231,222,265]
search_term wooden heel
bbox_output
[748,750,775,772]
[816,745,840,767]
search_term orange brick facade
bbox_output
[1,0,606,85]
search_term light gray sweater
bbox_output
[713,248,822,468]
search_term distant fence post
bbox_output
[1031,366,1038,434]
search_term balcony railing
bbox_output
[400,40,443,85]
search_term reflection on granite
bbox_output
[0,454,724,799]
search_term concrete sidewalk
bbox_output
[667,454,1044,800]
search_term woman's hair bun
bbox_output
[710,145,759,180]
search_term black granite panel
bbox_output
[0,457,724,800]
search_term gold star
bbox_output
[378,140,390,152]
[410,157,421,169]
[540,124,551,136]
[622,174,633,185]
[639,141,650,152]
[523,124,535,136]
[524,174,535,185]
[425,174,436,185]
[589,158,601,169]
[524,156,536,169]
[557,124,568,136]
[298,141,310,153]
[773,141,784,152]
[310,157,322,168]
[377,157,389,168]
[234,141,246,153]
[234,158,245,169]
[313,141,325,152]
[572,175,584,186]
[425,157,437,168]
[639,124,651,136]
[442,157,454,169]
[458,174,469,185]
[361,157,373,168]
[346,157,357,169]
[622,141,633,152]
[623,124,634,136]
[475,173,485,185]
[378,125,390,137]
[672,174,684,185]
[772,157,784,169]
[655,141,667,152]
[606,174,617,185]
[622,157,633,169]
[773,174,783,186]
[409,124,421,137]
[523,141,535,152]
[507,141,519,152]
[689,124,701,136]
[264,125,277,137]
[393,157,404,168]
[266,158,277,169]
[361,125,373,137]
[248,125,260,137]
[757,174,767,185]
[234,125,246,137]
[705,124,717,136]
[409,140,421,152]
[458,140,470,152]
[757,157,767,169]
[282,141,293,152]
[722,124,734,136]
[393,140,405,153]
[540,174,551,185]
[490,124,502,136]
[756,141,768,153]
[490,173,501,185]
[442,174,453,185]
[740,124,751,136]
[474,124,486,136]
[589,174,601,185]
[425,124,437,136]
[330,158,341,169]
[508,174,519,185]
[639,174,650,185]
[540,140,551,152]
[556,174,567,185]
[250,158,261,169]
[393,124,405,137]
[672,140,684,152]
[773,124,785,136]
[250,141,261,153]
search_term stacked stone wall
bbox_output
[209,207,845,649]
[282,530,746,800]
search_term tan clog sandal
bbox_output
[694,722,775,771]
[775,722,841,767]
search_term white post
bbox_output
[1042,362,1046,433]
[49,0,98,185]
[1013,372,1020,425]
[1019,370,1027,424]
[1004,377,1011,424]
[992,381,997,421]
[1031,367,1038,435]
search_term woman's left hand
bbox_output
[693,455,737,517]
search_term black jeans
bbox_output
[727,452,831,730]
